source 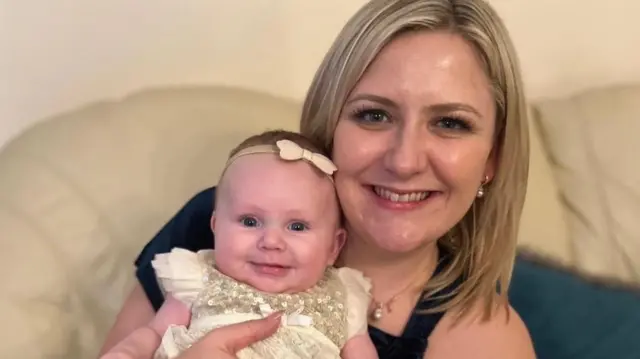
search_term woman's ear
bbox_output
[484,146,498,183]
[210,212,217,232]
[327,228,347,266]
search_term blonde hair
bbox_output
[299,0,529,320]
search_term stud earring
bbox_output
[476,175,489,198]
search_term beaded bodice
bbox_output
[190,251,350,348]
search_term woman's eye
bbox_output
[240,216,259,227]
[353,109,390,124]
[287,222,307,232]
[435,116,471,131]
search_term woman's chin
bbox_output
[382,238,435,255]
[361,227,439,255]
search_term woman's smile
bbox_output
[368,185,438,211]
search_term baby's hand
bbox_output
[341,334,379,359]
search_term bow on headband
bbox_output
[222,138,338,181]
[276,140,337,175]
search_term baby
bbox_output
[151,130,377,359]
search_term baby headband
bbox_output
[223,139,337,181]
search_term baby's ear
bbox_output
[327,228,347,266]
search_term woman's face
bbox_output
[333,31,497,253]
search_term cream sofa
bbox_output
[0,84,638,359]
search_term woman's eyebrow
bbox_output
[428,103,482,117]
[345,93,482,117]
[345,93,397,108]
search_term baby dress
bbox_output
[151,248,372,359]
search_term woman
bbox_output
[102,0,536,357]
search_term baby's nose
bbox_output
[258,228,286,251]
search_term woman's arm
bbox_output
[98,284,155,355]
[100,301,280,359]
[98,187,217,356]
[426,303,536,359]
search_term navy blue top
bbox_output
[135,187,460,358]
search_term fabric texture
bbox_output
[533,85,640,281]
[150,248,371,359]
[510,251,640,359]
[0,86,302,359]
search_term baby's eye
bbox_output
[240,216,260,228]
[287,222,307,232]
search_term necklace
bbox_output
[369,271,425,322]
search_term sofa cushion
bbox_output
[517,107,573,263]
[533,85,640,282]
[510,251,640,359]
[0,86,301,359]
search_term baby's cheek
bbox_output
[298,252,331,281]
[212,250,231,273]
[213,244,243,277]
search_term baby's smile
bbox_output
[249,261,293,277]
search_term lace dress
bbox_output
[151,248,372,359]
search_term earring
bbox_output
[476,175,489,198]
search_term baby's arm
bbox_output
[341,334,379,359]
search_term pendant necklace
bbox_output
[369,271,424,322]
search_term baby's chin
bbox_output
[220,262,326,294]
[242,271,324,294]
[245,277,313,294]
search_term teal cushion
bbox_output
[510,252,640,359]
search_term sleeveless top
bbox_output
[135,187,461,359]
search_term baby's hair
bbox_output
[217,129,344,227]
[228,129,330,160]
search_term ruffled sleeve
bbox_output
[335,267,373,339]
[151,248,213,307]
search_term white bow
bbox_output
[258,303,313,327]
[276,140,337,175]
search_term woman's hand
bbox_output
[100,297,281,359]
[175,312,282,359]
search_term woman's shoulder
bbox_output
[426,301,536,359]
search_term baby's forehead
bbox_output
[220,155,336,198]
[225,154,333,188]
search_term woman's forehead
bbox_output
[348,31,494,116]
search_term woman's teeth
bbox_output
[373,187,430,202]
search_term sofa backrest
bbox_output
[530,84,640,282]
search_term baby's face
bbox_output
[212,154,345,293]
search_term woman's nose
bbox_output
[383,124,428,178]
[257,228,286,251]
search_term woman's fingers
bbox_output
[179,312,282,358]
[216,312,282,353]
